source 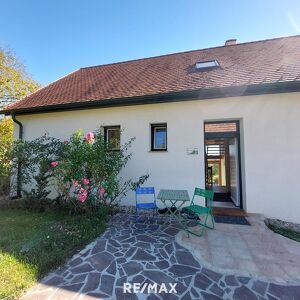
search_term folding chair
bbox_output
[184,188,215,237]
[135,187,158,220]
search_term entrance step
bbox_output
[213,207,247,217]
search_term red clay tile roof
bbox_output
[4,35,300,113]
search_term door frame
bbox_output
[204,120,243,209]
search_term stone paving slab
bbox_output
[21,214,300,300]
[176,214,300,284]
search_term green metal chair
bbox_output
[184,188,215,237]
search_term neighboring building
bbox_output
[2,35,300,223]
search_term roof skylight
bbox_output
[195,60,219,70]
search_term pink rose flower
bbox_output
[78,188,88,203]
[98,187,106,197]
[83,178,89,185]
[78,193,87,202]
[51,161,59,167]
[85,132,95,144]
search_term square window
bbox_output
[104,126,120,150]
[151,124,167,151]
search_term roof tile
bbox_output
[5,35,300,112]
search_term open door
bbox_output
[204,121,242,209]
[229,137,240,207]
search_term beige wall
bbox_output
[14,92,300,223]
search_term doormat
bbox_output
[214,215,251,225]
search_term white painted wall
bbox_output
[14,92,300,223]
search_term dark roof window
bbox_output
[195,60,219,71]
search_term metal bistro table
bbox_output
[157,189,190,226]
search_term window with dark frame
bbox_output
[104,126,120,150]
[151,123,167,151]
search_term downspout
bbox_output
[11,113,23,198]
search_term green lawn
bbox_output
[0,208,107,299]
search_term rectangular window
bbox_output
[104,126,120,150]
[195,60,219,70]
[151,123,167,151]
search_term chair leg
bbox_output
[203,213,214,229]
[183,217,190,238]
[186,225,205,237]
[182,215,204,237]
[211,214,215,229]
[135,207,138,223]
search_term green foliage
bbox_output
[0,208,107,299]
[10,128,149,213]
[0,117,13,195]
[0,47,40,107]
[11,134,64,209]
[0,46,40,196]
[52,128,149,213]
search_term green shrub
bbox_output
[51,128,148,214]
[11,128,148,214]
[11,134,63,210]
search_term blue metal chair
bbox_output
[135,187,158,219]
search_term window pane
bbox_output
[154,127,167,149]
[107,128,120,149]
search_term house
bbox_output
[2,35,300,223]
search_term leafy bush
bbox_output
[11,134,64,210]
[51,128,148,214]
[11,128,148,213]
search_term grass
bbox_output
[267,223,300,242]
[0,208,107,300]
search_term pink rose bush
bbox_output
[49,128,149,214]
[12,128,149,215]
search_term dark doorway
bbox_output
[204,121,242,208]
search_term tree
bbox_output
[0,47,40,196]
[0,118,13,195]
[0,47,40,108]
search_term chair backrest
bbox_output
[135,187,156,204]
[191,187,214,207]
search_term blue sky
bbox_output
[1,0,300,85]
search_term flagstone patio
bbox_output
[21,213,300,300]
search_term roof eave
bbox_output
[2,81,300,116]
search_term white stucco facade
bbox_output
[14,92,300,223]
